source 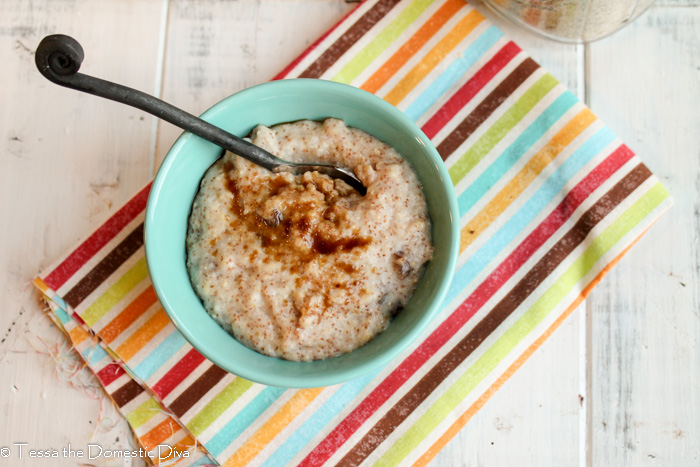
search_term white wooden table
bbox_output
[1,1,698,465]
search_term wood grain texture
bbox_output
[1,1,698,466]
[587,5,700,466]
[0,0,162,465]
[432,307,583,466]
[655,0,700,6]
[430,3,585,466]
[0,0,164,336]
[153,0,357,171]
[0,0,163,339]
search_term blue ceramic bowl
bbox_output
[145,79,459,388]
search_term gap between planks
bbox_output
[575,40,593,467]
[149,0,171,178]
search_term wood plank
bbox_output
[655,0,699,6]
[154,0,357,171]
[431,3,585,466]
[432,305,583,467]
[0,0,164,464]
[588,5,700,466]
[12,1,686,466]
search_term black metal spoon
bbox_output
[34,34,366,195]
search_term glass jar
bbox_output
[481,0,656,43]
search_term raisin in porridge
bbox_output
[186,118,432,361]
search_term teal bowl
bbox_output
[145,79,459,388]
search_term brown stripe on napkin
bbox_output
[337,163,652,466]
[169,365,228,418]
[63,223,145,308]
[112,379,146,408]
[437,58,539,160]
[299,0,402,78]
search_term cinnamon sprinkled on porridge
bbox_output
[186,119,432,361]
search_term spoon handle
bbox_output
[35,34,282,172]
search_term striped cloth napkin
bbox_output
[34,0,671,466]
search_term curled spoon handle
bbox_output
[35,34,282,172]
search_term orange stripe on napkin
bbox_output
[33,277,51,294]
[156,433,198,463]
[68,325,92,347]
[412,230,645,467]
[140,418,182,451]
[460,108,596,253]
[174,433,196,449]
[362,0,465,94]
[115,308,170,361]
[223,388,325,467]
[99,286,158,344]
[384,8,484,105]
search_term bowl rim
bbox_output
[145,78,459,387]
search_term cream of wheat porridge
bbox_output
[186,118,433,361]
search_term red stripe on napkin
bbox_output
[43,183,151,291]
